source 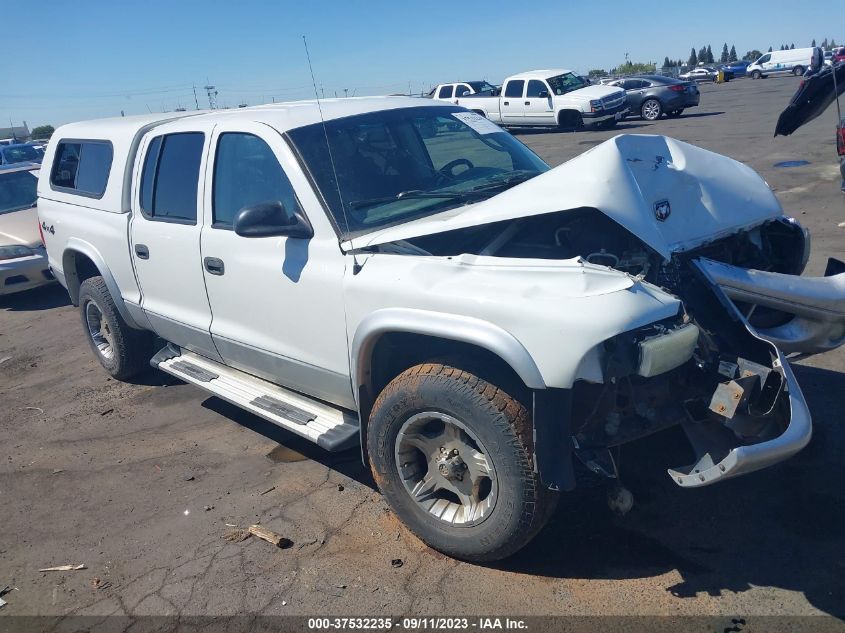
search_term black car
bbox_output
[607,75,700,121]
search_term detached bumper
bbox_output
[0,250,55,296]
[696,256,845,354]
[668,350,811,487]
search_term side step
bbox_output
[151,345,360,451]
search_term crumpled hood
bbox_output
[0,206,41,247]
[345,135,784,260]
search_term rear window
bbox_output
[2,145,39,165]
[50,140,113,197]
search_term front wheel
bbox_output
[793,66,804,76]
[367,364,556,562]
[557,110,584,132]
[79,276,153,380]
[751,70,762,79]
[641,98,662,121]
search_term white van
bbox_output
[747,47,820,79]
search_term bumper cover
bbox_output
[582,102,627,122]
[0,250,54,296]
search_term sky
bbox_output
[1,0,839,129]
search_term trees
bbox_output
[812,39,816,47]
[706,45,714,64]
[744,49,763,61]
[729,45,738,62]
[663,56,672,68]
[768,46,773,52]
[588,69,608,78]
[611,61,656,75]
[30,125,54,140]
[720,43,729,63]
[688,47,698,67]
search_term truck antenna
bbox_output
[302,35,361,274]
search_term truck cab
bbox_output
[429,81,499,104]
[457,69,627,130]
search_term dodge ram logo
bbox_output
[654,200,671,222]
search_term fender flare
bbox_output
[62,237,141,329]
[350,307,546,404]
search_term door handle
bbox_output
[134,244,149,259]
[204,257,225,276]
[524,101,531,105]
[503,101,509,105]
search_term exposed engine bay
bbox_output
[368,209,828,487]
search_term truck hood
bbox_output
[565,84,624,101]
[343,134,784,260]
[0,206,41,247]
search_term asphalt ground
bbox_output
[1,74,844,629]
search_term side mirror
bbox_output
[538,90,550,98]
[234,201,313,239]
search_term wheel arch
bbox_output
[62,239,141,329]
[351,309,546,456]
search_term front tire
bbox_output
[367,364,556,562]
[78,276,152,380]
[641,98,662,121]
[793,66,804,76]
[557,110,584,132]
[751,70,762,79]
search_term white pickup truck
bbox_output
[38,98,845,562]
[455,69,627,129]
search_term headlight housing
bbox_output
[0,244,36,261]
[590,99,603,112]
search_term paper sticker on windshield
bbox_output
[451,112,502,135]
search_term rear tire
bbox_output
[78,276,152,380]
[641,98,662,121]
[367,364,557,562]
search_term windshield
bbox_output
[0,170,38,214]
[468,81,497,93]
[546,73,587,96]
[1,145,39,164]
[287,106,548,238]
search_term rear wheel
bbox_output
[557,110,584,132]
[367,364,556,562]
[793,66,804,76]
[79,276,153,380]
[641,98,662,121]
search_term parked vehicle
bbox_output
[839,117,845,192]
[429,81,499,103]
[39,101,845,562]
[679,67,718,82]
[605,75,699,120]
[832,47,845,65]
[748,47,820,79]
[0,143,42,165]
[0,163,54,295]
[720,60,752,77]
[456,69,626,130]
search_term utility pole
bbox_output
[204,82,218,109]
[193,85,200,110]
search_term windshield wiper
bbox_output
[349,190,486,210]
[470,172,537,193]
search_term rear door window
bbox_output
[139,132,204,223]
[50,140,113,197]
[438,85,454,99]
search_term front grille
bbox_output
[602,93,626,109]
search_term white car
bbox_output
[38,99,845,562]
[747,47,820,79]
[0,163,54,295]
[456,69,627,129]
[679,67,718,82]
